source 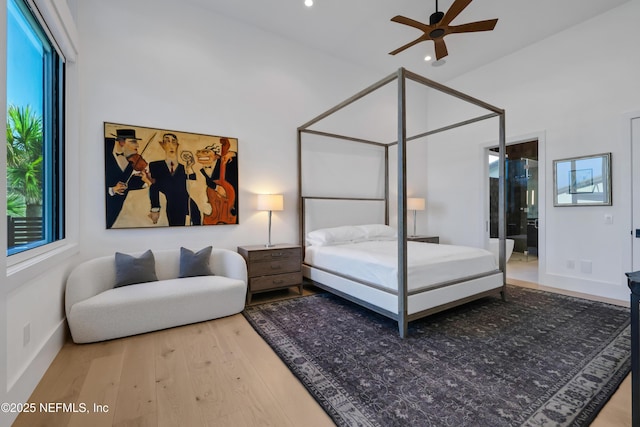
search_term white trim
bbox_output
[5,242,79,292]
[481,131,547,276]
[7,236,66,266]
[30,0,78,62]
[542,272,629,303]
[623,110,640,275]
[4,319,67,425]
[537,132,547,279]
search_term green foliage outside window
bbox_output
[6,104,43,218]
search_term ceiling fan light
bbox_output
[429,28,445,38]
[304,0,313,7]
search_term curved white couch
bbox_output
[65,248,247,343]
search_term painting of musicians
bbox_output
[104,122,238,229]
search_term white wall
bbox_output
[77,0,382,259]
[425,0,640,301]
[1,0,381,424]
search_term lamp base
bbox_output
[265,210,275,248]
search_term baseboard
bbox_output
[4,319,67,425]
[539,272,629,304]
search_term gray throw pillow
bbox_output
[114,250,158,287]
[179,246,213,278]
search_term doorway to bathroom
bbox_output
[488,140,539,281]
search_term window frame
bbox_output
[4,0,79,289]
[6,0,66,257]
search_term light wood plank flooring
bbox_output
[14,294,334,427]
[14,280,631,427]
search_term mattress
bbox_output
[304,240,498,292]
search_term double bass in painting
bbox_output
[197,137,238,224]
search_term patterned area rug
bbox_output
[243,286,630,427]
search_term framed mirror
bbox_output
[553,153,611,206]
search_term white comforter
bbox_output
[304,240,497,292]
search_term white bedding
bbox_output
[304,240,498,292]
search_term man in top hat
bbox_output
[104,128,150,228]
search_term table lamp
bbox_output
[407,197,425,237]
[257,194,284,247]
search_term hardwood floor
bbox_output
[14,282,632,426]
[14,294,334,427]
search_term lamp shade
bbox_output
[407,197,425,211]
[257,194,284,211]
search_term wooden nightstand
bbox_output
[237,244,303,304]
[407,235,440,244]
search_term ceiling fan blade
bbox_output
[434,38,449,60]
[440,0,473,27]
[449,19,498,34]
[391,15,432,33]
[389,35,429,56]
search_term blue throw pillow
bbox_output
[179,246,213,278]
[114,250,158,287]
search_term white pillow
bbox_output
[356,224,397,240]
[307,225,367,246]
[306,224,397,246]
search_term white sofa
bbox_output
[65,248,247,344]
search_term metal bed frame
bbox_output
[297,68,507,338]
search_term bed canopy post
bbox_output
[385,146,390,225]
[499,113,508,298]
[298,128,304,246]
[397,68,409,338]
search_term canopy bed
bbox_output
[297,68,507,338]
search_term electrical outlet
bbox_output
[23,323,30,346]
[580,260,593,274]
[604,214,613,224]
[566,260,575,269]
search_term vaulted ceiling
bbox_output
[187,0,630,82]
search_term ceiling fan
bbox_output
[389,0,498,61]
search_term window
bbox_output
[6,0,65,256]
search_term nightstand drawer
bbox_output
[248,247,300,263]
[237,244,304,304]
[250,272,303,291]
[248,258,301,277]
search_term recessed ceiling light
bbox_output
[424,55,432,61]
[305,0,313,7]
